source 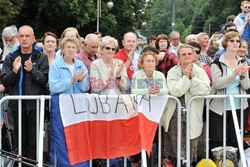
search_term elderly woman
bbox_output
[49,36,88,94]
[132,50,168,95]
[209,32,250,155]
[162,44,210,164]
[90,36,128,95]
[49,36,89,166]
[131,50,168,166]
[89,35,128,166]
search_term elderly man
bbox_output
[169,31,182,55]
[1,25,19,60]
[1,25,49,161]
[184,34,198,44]
[197,32,212,65]
[75,33,100,72]
[114,32,140,80]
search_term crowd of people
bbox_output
[0,1,250,167]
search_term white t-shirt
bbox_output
[66,64,74,76]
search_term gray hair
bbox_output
[170,31,180,38]
[100,36,118,49]
[84,33,98,44]
[60,36,80,52]
[2,25,18,38]
[176,44,194,57]
[197,32,208,40]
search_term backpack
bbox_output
[212,57,247,76]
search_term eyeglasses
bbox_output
[104,47,116,51]
[194,50,201,54]
[244,6,250,9]
[227,39,241,43]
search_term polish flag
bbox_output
[59,94,168,165]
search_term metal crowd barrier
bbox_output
[186,95,250,167]
[0,95,182,167]
[0,95,51,167]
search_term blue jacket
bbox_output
[49,55,88,95]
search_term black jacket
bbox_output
[1,45,49,110]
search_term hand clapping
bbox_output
[116,63,125,78]
[233,62,249,77]
[24,58,33,72]
[13,56,21,73]
[71,70,85,83]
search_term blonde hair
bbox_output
[59,27,81,50]
[241,1,250,6]
[60,36,80,54]
[100,36,118,49]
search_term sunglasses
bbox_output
[194,50,201,54]
[227,39,241,43]
[104,47,116,51]
[244,6,250,9]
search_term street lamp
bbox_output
[171,0,176,32]
[96,0,114,32]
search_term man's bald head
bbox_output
[123,32,137,41]
[17,25,35,53]
[85,34,99,44]
[84,33,100,56]
[122,32,138,53]
[19,25,34,36]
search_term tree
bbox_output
[12,0,147,45]
[141,0,242,43]
[0,0,24,32]
[140,0,172,37]
[191,0,240,35]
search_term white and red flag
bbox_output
[59,94,168,165]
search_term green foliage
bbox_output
[0,0,24,33]
[140,0,172,37]
[9,0,147,46]
[141,0,241,43]
[1,0,242,45]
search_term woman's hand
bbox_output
[233,62,247,77]
[149,83,160,94]
[239,62,250,77]
[116,63,124,78]
[78,70,86,82]
[71,70,85,83]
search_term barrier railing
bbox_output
[0,95,51,167]
[186,95,250,167]
[49,94,183,167]
[4,94,248,167]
